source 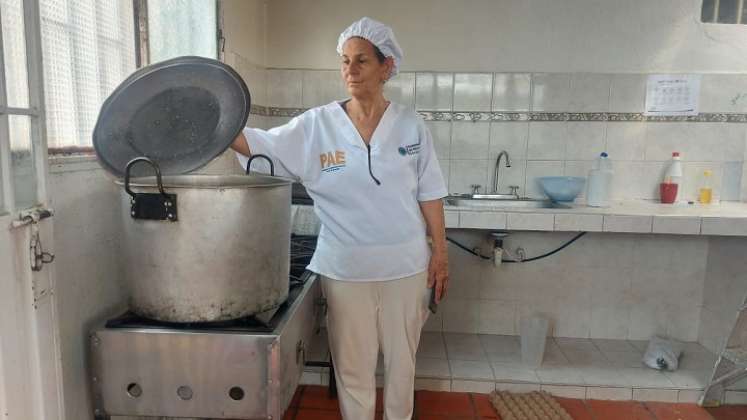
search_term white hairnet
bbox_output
[336,17,403,79]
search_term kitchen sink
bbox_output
[445,194,558,209]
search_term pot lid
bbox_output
[93,56,251,177]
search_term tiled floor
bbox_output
[283,385,747,419]
[301,331,747,403]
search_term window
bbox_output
[42,0,219,154]
[701,0,747,24]
[145,0,218,63]
[41,0,135,153]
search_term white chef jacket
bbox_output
[237,101,447,281]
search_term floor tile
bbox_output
[418,331,447,359]
[451,379,495,393]
[585,399,656,420]
[556,337,599,353]
[629,340,650,352]
[541,384,587,398]
[593,338,641,353]
[543,345,570,365]
[621,368,677,388]
[416,356,451,378]
[645,401,713,420]
[605,350,647,368]
[564,348,611,367]
[445,333,488,361]
[679,353,718,371]
[535,366,585,385]
[290,386,304,407]
[633,388,679,402]
[707,405,747,420]
[664,370,710,389]
[415,390,474,416]
[586,386,633,400]
[294,408,342,420]
[283,407,297,420]
[449,359,495,380]
[471,393,498,418]
[555,397,595,420]
[415,378,451,392]
[677,389,703,403]
[479,334,521,363]
[579,367,631,387]
[495,382,541,393]
[491,361,539,382]
[299,385,341,411]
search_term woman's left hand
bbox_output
[428,249,449,303]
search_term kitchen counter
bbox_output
[444,200,747,236]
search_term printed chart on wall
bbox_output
[644,74,701,116]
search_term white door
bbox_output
[0,1,64,420]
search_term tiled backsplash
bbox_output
[430,230,708,341]
[237,66,747,202]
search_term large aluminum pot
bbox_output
[118,158,291,322]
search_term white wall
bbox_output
[222,0,266,68]
[265,0,747,73]
[699,236,747,354]
[48,160,127,420]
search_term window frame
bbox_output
[0,0,49,214]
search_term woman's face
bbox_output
[340,37,393,99]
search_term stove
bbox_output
[90,235,322,420]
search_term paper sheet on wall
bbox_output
[644,74,701,116]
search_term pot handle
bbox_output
[123,157,178,222]
[245,154,275,176]
[124,157,169,200]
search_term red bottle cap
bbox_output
[672,152,680,157]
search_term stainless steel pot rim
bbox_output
[116,174,292,189]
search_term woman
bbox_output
[231,17,448,420]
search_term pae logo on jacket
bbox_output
[320,150,346,173]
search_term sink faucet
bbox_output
[492,150,511,194]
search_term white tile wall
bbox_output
[569,73,611,112]
[416,72,454,111]
[454,73,493,111]
[492,73,531,111]
[527,122,567,160]
[441,231,709,340]
[384,72,416,108]
[451,122,490,159]
[531,73,571,111]
[565,122,606,160]
[266,69,303,107]
[264,69,747,201]
[609,74,647,112]
[301,70,346,107]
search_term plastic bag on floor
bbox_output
[642,336,683,371]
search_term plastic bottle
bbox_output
[587,152,613,207]
[660,152,683,204]
[698,170,713,204]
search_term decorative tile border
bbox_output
[250,106,747,123]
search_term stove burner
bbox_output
[105,271,310,333]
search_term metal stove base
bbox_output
[90,273,321,420]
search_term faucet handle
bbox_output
[470,184,482,194]
[508,185,520,196]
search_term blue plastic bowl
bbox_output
[538,176,586,202]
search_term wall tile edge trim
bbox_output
[249,106,747,123]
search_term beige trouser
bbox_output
[321,271,430,420]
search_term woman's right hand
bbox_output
[230,131,251,156]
